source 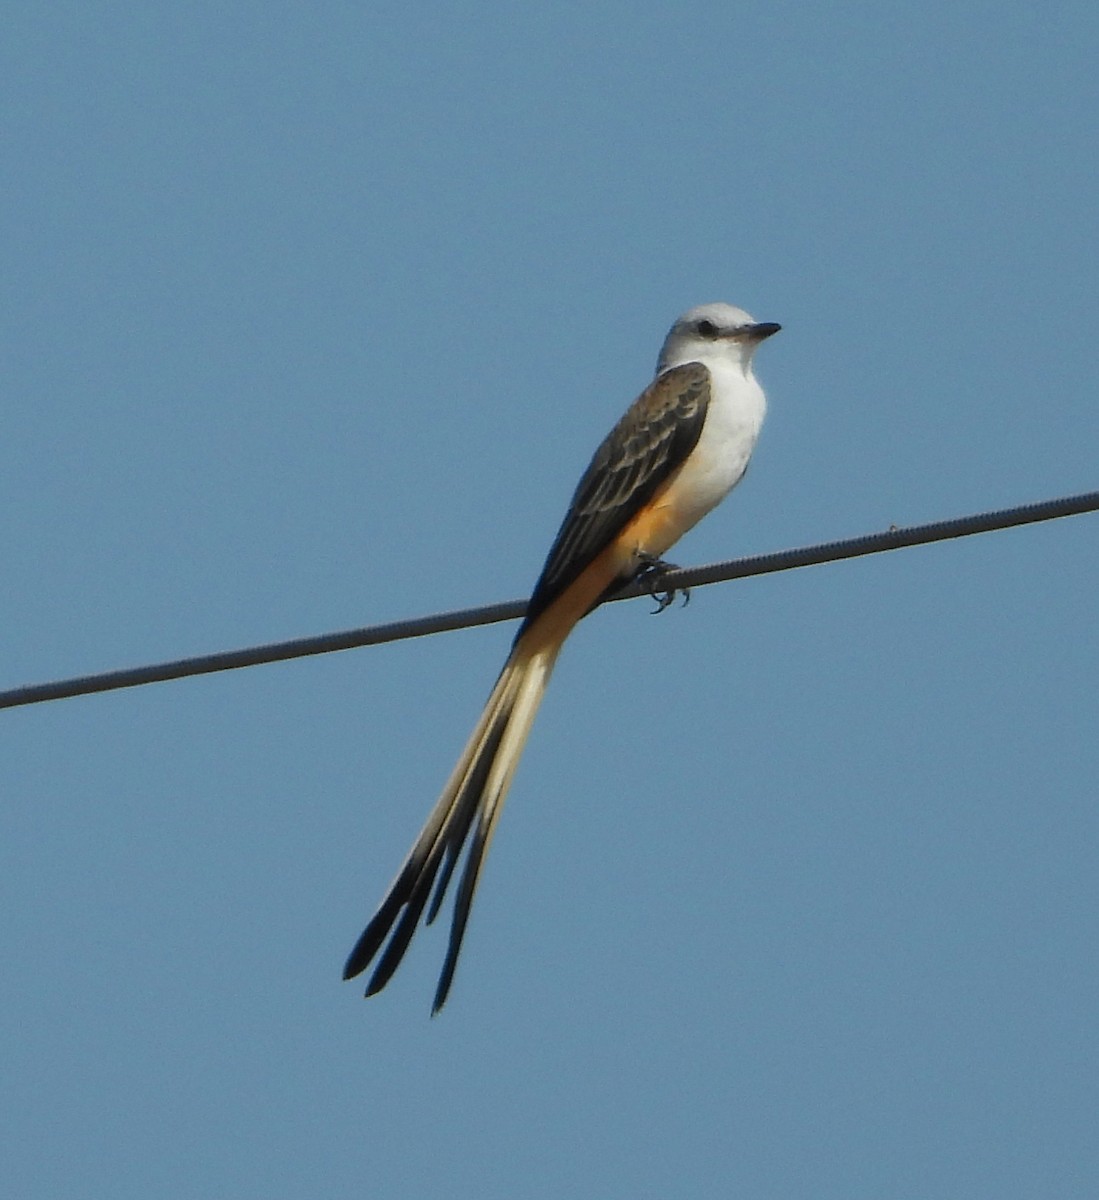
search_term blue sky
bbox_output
[3,3,1097,1196]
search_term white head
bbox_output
[656,302,781,376]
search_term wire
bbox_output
[2,488,1096,711]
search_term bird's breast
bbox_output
[671,365,766,524]
[619,372,765,564]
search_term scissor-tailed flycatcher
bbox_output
[343,302,780,1011]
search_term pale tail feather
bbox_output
[342,646,556,1010]
[430,650,554,1012]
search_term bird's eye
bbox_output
[696,319,719,338]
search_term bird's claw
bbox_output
[636,555,690,615]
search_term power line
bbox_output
[2,488,1096,712]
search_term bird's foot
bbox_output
[636,554,690,614]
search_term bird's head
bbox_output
[657,302,781,375]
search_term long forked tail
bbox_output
[343,641,558,1013]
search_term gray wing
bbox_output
[517,362,711,636]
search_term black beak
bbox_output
[746,321,781,340]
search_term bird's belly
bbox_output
[641,427,758,555]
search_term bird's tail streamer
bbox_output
[343,642,558,1011]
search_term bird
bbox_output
[343,301,780,1012]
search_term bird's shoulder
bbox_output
[587,361,711,479]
